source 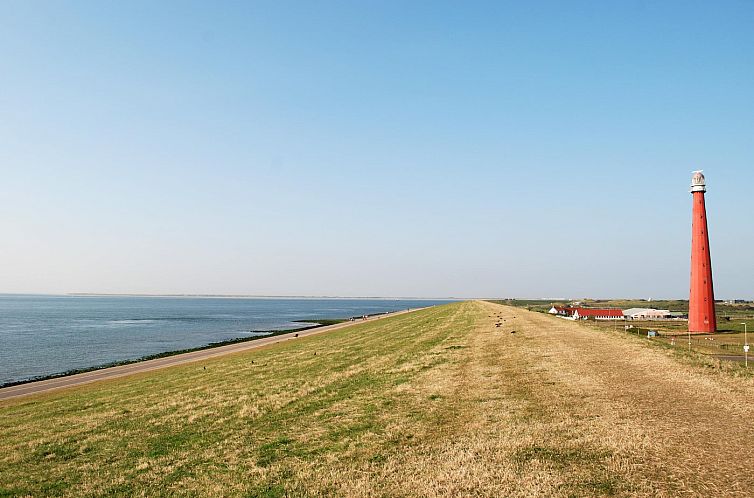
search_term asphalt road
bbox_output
[0,308,421,402]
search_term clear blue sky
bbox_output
[1,1,752,299]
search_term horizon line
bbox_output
[0,292,740,301]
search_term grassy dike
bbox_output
[0,320,347,390]
[1,301,752,497]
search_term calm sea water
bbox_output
[0,295,453,385]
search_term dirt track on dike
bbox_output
[477,301,754,496]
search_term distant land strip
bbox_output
[64,293,462,299]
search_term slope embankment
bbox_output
[1,301,751,497]
[0,309,416,401]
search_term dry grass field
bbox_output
[1,301,753,497]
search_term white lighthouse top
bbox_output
[690,170,706,193]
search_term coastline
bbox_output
[0,308,421,401]
[0,320,338,390]
[1,316,370,389]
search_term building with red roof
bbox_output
[571,308,624,320]
[549,306,624,320]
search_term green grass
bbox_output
[512,445,612,470]
[0,323,337,389]
[0,304,472,496]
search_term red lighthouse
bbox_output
[688,171,716,334]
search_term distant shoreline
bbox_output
[0,307,426,400]
[0,317,359,390]
[0,293,461,300]
[0,296,453,393]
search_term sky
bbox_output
[1,1,753,299]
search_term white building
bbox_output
[622,308,671,320]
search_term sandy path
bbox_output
[0,308,422,402]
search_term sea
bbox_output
[0,294,454,385]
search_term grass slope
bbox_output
[0,320,344,389]
[1,302,752,497]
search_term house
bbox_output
[571,308,624,320]
[548,306,571,316]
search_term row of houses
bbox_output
[548,306,683,321]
